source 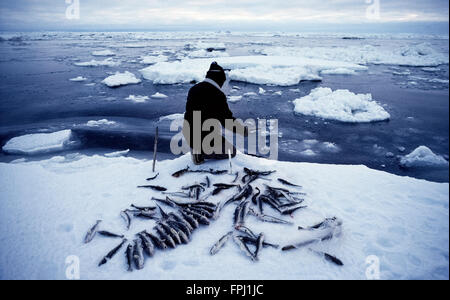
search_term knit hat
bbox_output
[206,62,226,86]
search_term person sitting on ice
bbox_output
[183,62,248,165]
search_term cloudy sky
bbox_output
[0,0,448,33]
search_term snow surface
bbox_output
[126,95,149,103]
[2,130,74,155]
[102,72,141,87]
[69,76,87,82]
[92,50,116,57]
[293,87,391,123]
[400,146,449,168]
[140,56,367,86]
[0,153,447,279]
[75,58,120,67]
[86,119,117,127]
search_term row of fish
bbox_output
[95,200,218,270]
[85,165,344,272]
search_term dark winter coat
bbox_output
[183,81,235,150]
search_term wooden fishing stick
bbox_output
[152,126,159,172]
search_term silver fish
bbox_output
[160,221,182,244]
[180,211,199,229]
[126,243,134,272]
[145,231,167,250]
[309,249,344,266]
[138,233,155,257]
[282,217,343,251]
[254,233,265,260]
[133,239,145,270]
[167,220,192,239]
[210,232,233,255]
[169,212,194,232]
[248,208,293,225]
[236,226,258,239]
[98,239,127,267]
[155,225,176,248]
[97,231,125,239]
[84,220,102,244]
[120,210,132,230]
[233,236,257,262]
[236,236,279,249]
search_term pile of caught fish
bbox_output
[84,165,344,272]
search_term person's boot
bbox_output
[191,153,205,165]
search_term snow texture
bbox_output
[0,153,447,279]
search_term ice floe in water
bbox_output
[126,95,149,103]
[2,129,75,155]
[321,68,357,75]
[92,50,115,56]
[151,92,168,99]
[74,58,120,67]
[187,49,230,59]
[293,87,390,123]
[69,76,87,82]
[140,55,169,65]
[140,56,367,86]
[259,43,449,67]
[102,71,141,87]
[228,95,243,102]
[104,149,130,158]
[86,119,117,127]
[159,113,184,122]
[400,146,449,168]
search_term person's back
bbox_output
[183,62,246,165]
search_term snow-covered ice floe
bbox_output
[69,76,87,82]
[140,55,169,65]
[92,50,116,57]
[75,58,120,67]
[140,56,367,86]
[151,92,168,99]
[2,129,75,155]
[259,43,449,67]
[159,113,184,122]
[400,146,449,169]
[86,119,117,127]
[126,95,149,103]
[102,71,141,87]
[228,95,243,102]
[293,87,390,123]
[0,153,447,279]
[104,149,130,158]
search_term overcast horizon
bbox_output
[0,0,449,34]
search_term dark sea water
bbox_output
[0,32,448,182]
